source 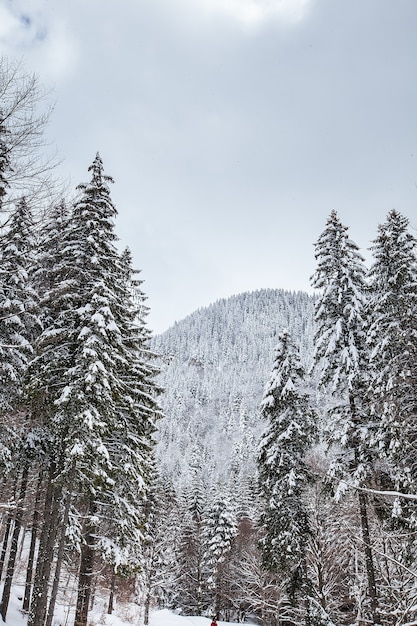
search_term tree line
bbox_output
[144,210,417,626]
[0,58,162,625]
[1,54,417,626]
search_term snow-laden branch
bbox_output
[344,480,417,502]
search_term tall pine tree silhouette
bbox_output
[311,210,379,624]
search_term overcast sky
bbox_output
[1,0,417,333]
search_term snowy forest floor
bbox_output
[7,593,242,626]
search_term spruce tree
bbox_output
[0,197,41,621]
[257,329,315,614]
[176,473,207,615]
[0,196,38,414]
[367,210,417,505]
[202,485,238,618]
[311,210,379,624]
[28,154,161,626]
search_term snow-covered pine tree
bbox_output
[21,200,73,625]
[257,329,316,618]
[176,471,207,615]
[367,210,417,509]
[28,154,161,626]
[97,245,162,575]
[0,197,42,621]
[311,210,379,624]
[0,197,38,414]
[202,485,238,619]
[138,471,179,624]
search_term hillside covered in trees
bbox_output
[1,56,417,626]
[153,288,315,491]
[148,211,417,626]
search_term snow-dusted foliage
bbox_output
[175,470,208,615]
[311,210,367,395]
[151,291,317,620]
[367,210,417,498]
[153,289,316,493]
[258,330,315,582]
[311,210,372,480]
[311,211,379,624]
[27,154,162,626]
[201,485,238,617]
[0,197,38,413]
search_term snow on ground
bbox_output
[4,589,242,626]
[151,611,225,626]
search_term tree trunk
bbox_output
[350,394,379,625]
[0,465,29,621]
[0,515,12,583]
[45,490,72,626]
[108,570,116,615]
[23,471,43,612]
[0,479,17,582]
[28,468,61,626]
[215,568,222,619]
[74,500,96,626]
[144,590,151,625]
[358,490,379,624]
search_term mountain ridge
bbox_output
[152,288,316,491]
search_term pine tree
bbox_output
[367,210,417,506]
[0,196,41,622]
[0,196,38,414]
[138,473,179,624]
[311,210,379,624]
[202,485,238,619]
[257,329,316,617]
[176,473,207,615]
[28,154,161,626]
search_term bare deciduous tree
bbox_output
[0,55,60,213]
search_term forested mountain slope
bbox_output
[152,289,316,492]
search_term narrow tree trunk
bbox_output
[0,515,12,582]
[0,465,29,621]
[45,490,72,626]
[0,480,17,582]
[358,490,379,624]
[74,500,96,626]
[28,468,61,626]
[23,471,43,612]
[144,590,151,625]
[350,394,379,625]
[215,568,222,620]
[107,571,116,615]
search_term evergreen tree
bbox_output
[367,210,417,505]
[0,197,38,414]
[257,329,316,615]
[138,473,179,624]
[0,197,42,621]
[202,485,238,619]
[28,154,161,626]
[311,210,379,624]
[176,473,207,615]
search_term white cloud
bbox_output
[0,3,28,51]
[194,0,312,26]
[0,1,78,81]
[29,19,79,82]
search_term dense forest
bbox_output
[1,57,417,626]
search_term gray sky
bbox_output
[1,0,417,333]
